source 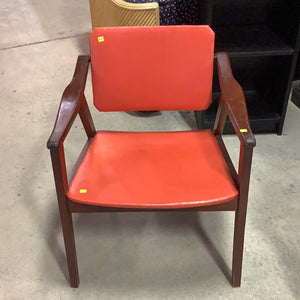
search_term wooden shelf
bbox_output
[214,25,294,57]
[200,90,281,133]
[195,0,300,134]
[202,118,281,134]
[208,90,280,120]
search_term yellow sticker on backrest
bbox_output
[80,189,87,194]
[240,129,248,133]
[98,36,104,43]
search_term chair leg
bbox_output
[59,209,79,288]
[231,209,247,287]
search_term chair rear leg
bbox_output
[232,209,247,287]
[59,209,79,288]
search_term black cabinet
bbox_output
[195,0,300,134]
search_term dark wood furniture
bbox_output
[47,26,255,287]
[195,0,300,134]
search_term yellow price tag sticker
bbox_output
[98,36,104,43]
[240,129,248,133]
[80,189,87,194]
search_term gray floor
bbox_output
[0,1,299,299]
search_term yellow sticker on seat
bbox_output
[240,129,248,133]
[80,189,87,193]
[98,36,104,43]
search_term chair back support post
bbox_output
[215,135,238,184]
[79,94,96,138]
[213,99,228,135]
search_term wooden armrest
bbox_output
[216,52,256,147]
[47,55,90,149]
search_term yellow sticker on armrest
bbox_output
[98,36,104,43]
[80,189,87,194]
[240,129,248,133]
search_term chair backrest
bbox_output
[90,26,215,111]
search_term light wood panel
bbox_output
[89,0,160,28]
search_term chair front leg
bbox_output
[232,144,254,287]
[58,204,79,288]
[50,145,79,287]
[232,209,247,287]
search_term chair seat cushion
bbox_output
[67,130,238,208]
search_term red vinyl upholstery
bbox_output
[89,26,215,111]
[67,130,238,208]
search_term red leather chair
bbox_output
[47,26,255,287]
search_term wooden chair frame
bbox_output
[47,53,255,287]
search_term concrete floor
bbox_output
[0,1,299,299]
